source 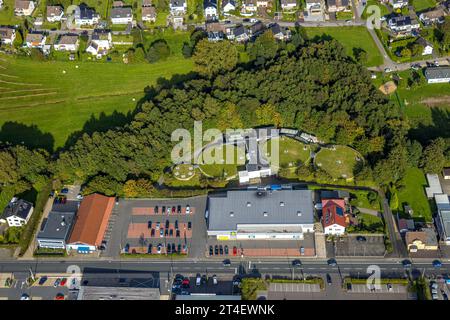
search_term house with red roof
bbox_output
[321,198,348,235]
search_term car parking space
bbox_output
[269,282,321,293]
[206,233,316,258]
[347,283,407,294]
[171,274,235,297]
[335,234,386,257]
[105,196,207,258]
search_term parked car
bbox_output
[209,245,213,256]
[188,221,192,230]
[154,206,159,214]
[172,206,176,214]
[213,275,218,285]
[356,236,367,242]
[186,205,191,214]
[175,220,178,230]
[160,229,164,237]
[327,259,337,266]
[165,229,169,236]
[177,205,181,214]
[196,274,201,286]
[172,243,176,253]
[219,245,223,255]
[224,245,229,255]
[55,293,64,300]
[167,244,172,254]
[214,245,219,255]
[147,221,152,229]
[292,260,302,267]
[300,246,305,255]
[156,222,160,230]
[326,274,332,285]
[157,243,162,254]
[151,229,155,237]
[402,259,412,268]
[167,207,171,214]
[182,278,190,288]
[432,260,442,268]
[53,278,61,287]
[443,292,448,300]
[233,246,237,255]
[38,276,48,285]
[223,259,231,267]
[162,206,166,214]
[346,283,352,291]
[387,283,393,292]
[165,220,170,229]
[20,293,30,300]
[178,244,182,253]
[169,229,173,237]
[176,230,180,238]
[124,243,130,253]
[60,188,69,194]
[182,244,188,253]
[60,278,67,287]
[147,244,152,254]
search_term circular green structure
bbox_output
[261,136,311,169]
[314,145,363,180]
[198,145,246,178]
[173,164,195,180]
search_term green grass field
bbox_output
[0,54,193,149]
[304,26,384,67]
[199,145,246,178]
[315,145,362,180]
[397,167,433,222]
[0,0,23,25]
[362,0,390,18]
[261,136,311,169]
[412,0,437,12]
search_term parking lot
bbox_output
[334,234,386,257]
[105,196,207,258]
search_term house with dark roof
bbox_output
[204,0,218,21]
[46,5,64,22]
[249,20,265,37]
[0,198,34,227]
[54,34,79,51]
[66,194,115,253]
[419,8,446,26]
[321,198,348,235]
[74,4,100,26]
[86,29,112,56]
[443,168,450,180]
[170,0,187,15]
[222,0,236,13]
[110,7,133,24]
[388,15,420,33]
[232,25,250,42]
[425,67,450,84]
[37,211,76,249]
[206,189,315,240]
[0,27,16,45]
[269,23,291,41]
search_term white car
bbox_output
[213,275,218,285]
[157,244,162,254]
[186,205,191,214]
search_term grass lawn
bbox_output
[412,0,437,12]
[199,145,246,178]
[261,136,310,169]
[314,145,362,180]
[336,11,353,20]
[173,164,195,180]
[304,27,384,67]
[349,190,381,211]
[0,0,23,25]
[0,54,193,150]
[361,0,390,19]
[397,167,433,222]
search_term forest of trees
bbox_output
[1,32,449,198]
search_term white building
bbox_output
[170,0,187,15]
[25,32,46,49]
[0,27,16,45]
[425,67,450,84]
[74,5,100,26]
[14,0,35,16]
[206,189,315,240]
[86,30,112,57]
[281,0,297,10]
[36,211,75,249]
[46,5,64,22]
[110,7,133,24]
[0,198,33,227]
[204,0,218,20]
[389,0,408,9]
[53,34,79,52]
[222,0,236,13]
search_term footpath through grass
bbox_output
[0,55,193,149]
[304,26,384,67]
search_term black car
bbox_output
[224,245,229,255]
[201,275,207,285]
[223,259,231,267]
[356,236,367,242]
[292,259,302,267]
[162,206,166,213]
[346,283,352,291]
[326,274,332,285]
[151,229,155,237]
[219,245,223,255]
[165,229,169,236]
[402,259,412,268]
[167,244,172,254]
[243,18,250,22]
[175,220,179,230]
[38,276,48,285]
[172,243,176,252]
[165,220,170,229]
[327,259,337,266]
[177,205,181,214]
[147,244,153,254]
[147,221,152,229]
[176,230,180,238]
[178,244,182,253]
[154,206,159,214]
[214,245,219,255]
[169,229,174,237]
[124,243,130,253]
[209,245,213,256]
[188,221,192,230]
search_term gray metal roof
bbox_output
[207,190,315,231]
[77,286,160,300]
[37,211,75,241]
[1,199,33,220]
[425,67,450,80]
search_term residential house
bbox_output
[14,0,35,16]
[305,0,323,15]
[66,194,115,253]
[299,132,321,143]
[170,0,187,15]
[168,15,184,29]
[256,0,271,8]
[416,37,433,56]
[281,0,297,11]
[425,67,450,84]
[405,228,438,252]
[269,23,291,41]
[249,20,265,37]
[53,34,79,51]
[397,218,415,233]
[443,168,450,180]
[321,198,348,235]
[326,0,350,12]
[233,25,250,42]
[389,0,408,9]
[37,211,76,249]
[435,193,450,245]
[425,173,443,198]
[142,0,152,6]
[206,22,225,41]
[222,0,236,13]
[46,5,64,22]
[86,29,112,56]
[242,0,257,13]
[113,0,125,6]
[0,198,33,227]
[388,15,420,33]
[0,27,16,45]
[419,8,446,26]
[110,7,133,24]
[142,6,157,22]
[74,4,100,26]
[25,32,46,49]
[207,189,315,242]
[204,0,218,21]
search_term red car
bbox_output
[59,278,67,286]
[233,246,237,256]
[55,293,65,300]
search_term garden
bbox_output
[314,145,363,180]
